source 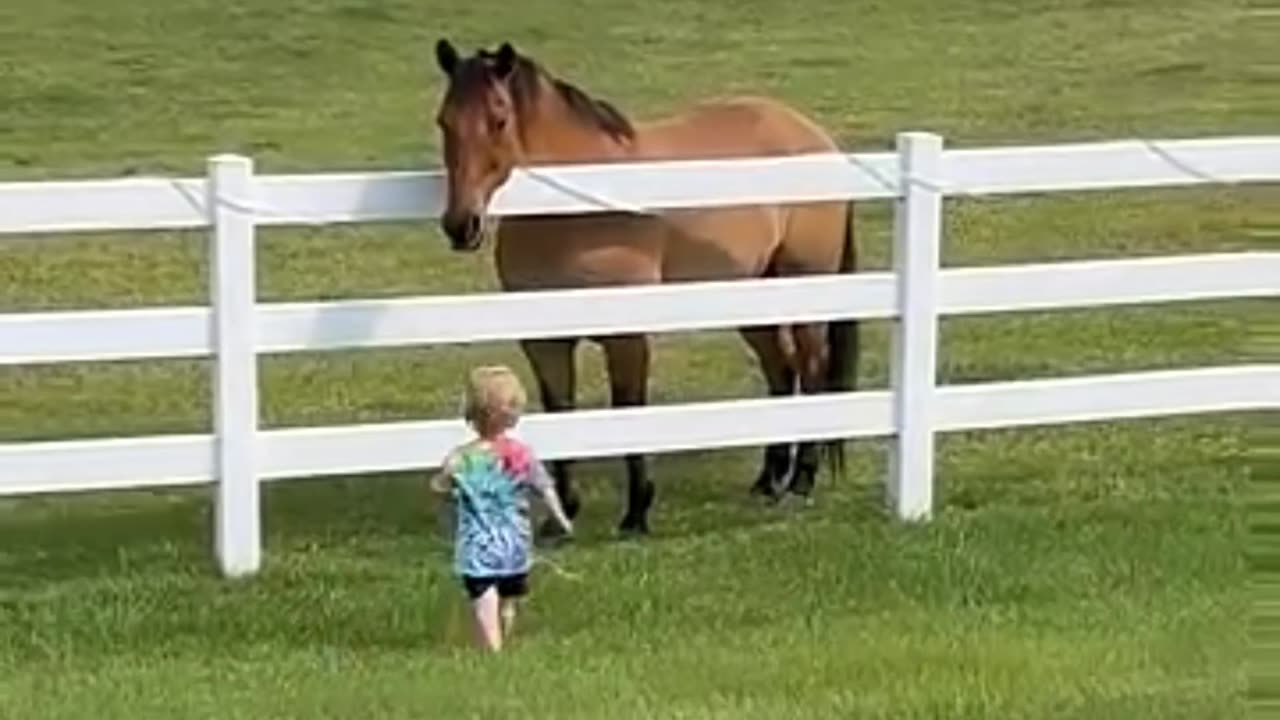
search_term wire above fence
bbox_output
[2,136,1277,235]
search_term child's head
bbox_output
[462,365,527,437]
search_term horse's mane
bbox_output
[467,49,635,141]
[545,75,635,141]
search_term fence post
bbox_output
[889,132,944,521]
[208,154,261,577]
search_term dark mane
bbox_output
[459,49,635,141]
[545,75,635,141]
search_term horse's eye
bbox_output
[490,115,508,133]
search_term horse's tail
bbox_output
[823,202,859,479]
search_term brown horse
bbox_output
[431,39,859,536]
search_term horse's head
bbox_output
[432,39,523,252]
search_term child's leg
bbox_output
[470,585,503,652]
[496,574,527,642]
[500,598,518,638]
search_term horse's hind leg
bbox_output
[520,338,581,536]
[739,326,797,500]
[772,201,856,500]
[599,333,655,536]
[785,322,829,499]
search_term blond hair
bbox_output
[462,365,527,436]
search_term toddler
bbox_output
[430,365,574,652]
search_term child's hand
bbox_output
[536,510,574,547]
[548,511,573,540]
[535,473,575,540]
[429,452,460,494]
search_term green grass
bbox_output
[0,0,1275,717]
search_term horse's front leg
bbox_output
[520,338,581,538]
[599,334,654,536]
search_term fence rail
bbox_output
[5,137,1280,235]
[3,364,1273,498]
[2,131,1278,578]
[5,252,1276,366]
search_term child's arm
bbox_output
[429,451,459,494]
[530,461,573,535]
[540,484,574,536]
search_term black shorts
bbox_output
[462,573,529,600]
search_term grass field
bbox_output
[0,0,1276,717]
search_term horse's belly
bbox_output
[494,216,664,291]
[659,206,781,283]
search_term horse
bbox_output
[430,39,860,537]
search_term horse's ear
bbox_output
[493,42,517,80]
[435,38,459,76]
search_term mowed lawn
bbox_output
[0,0,1275,717]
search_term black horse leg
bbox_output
[520,338,580,536]
[753,442,795,498]
[788,441,821,498]
[784,322,833,500]
[739,327,798,499]
[600,334,655,535]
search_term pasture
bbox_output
[1,0,1275,717]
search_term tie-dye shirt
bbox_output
[442,436,553,578]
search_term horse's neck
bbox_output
[518,130,632,165]
[516,102,634,165]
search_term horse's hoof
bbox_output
[779,492,816,510]
[784,470,816,501]
[749,477,785,502]
[617,516,650,538]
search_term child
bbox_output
[430,365,574,652]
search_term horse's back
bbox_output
[497,95,849,290]
[636,95,841,161]
[639,96,850,281]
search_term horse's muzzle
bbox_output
[441,213,484,252]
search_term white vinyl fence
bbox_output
[2,132,1278,578]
